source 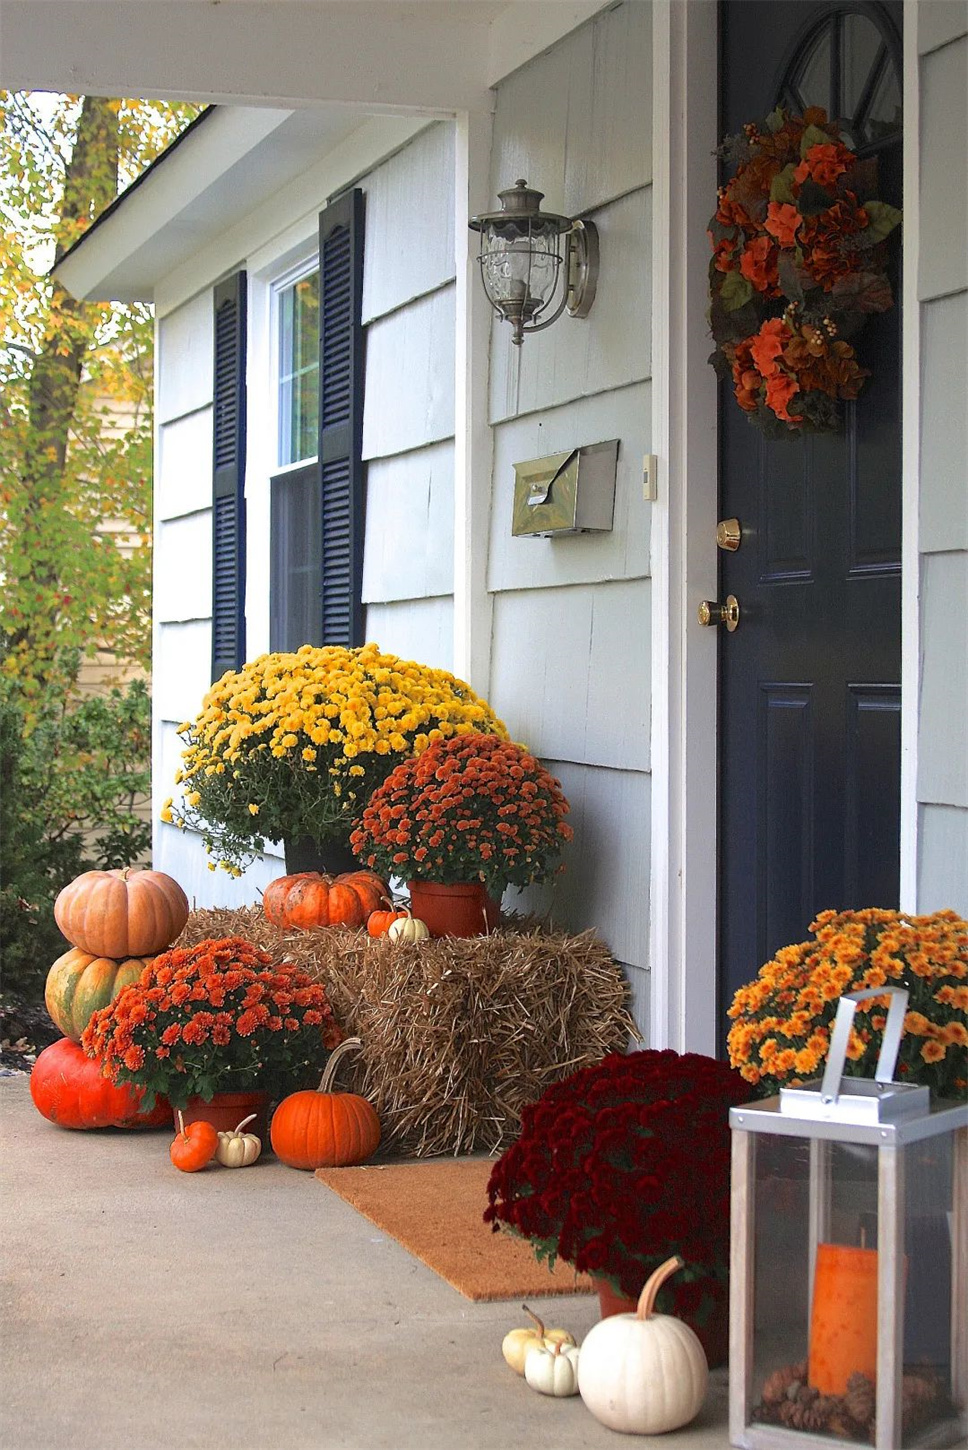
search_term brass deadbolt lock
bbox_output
[716,517,742,551]
[698,595,741,631]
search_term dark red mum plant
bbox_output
[485,1049,752,1324]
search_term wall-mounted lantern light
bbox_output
[468,179,599,347]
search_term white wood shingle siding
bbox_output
[487,0,653,1027]
[360,122,456,669]
[916,7,968,914]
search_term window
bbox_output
[269,189,365,653]
[277,268,320,467]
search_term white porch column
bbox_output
[453,108,495,695]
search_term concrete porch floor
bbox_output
[1,1076,730,1450]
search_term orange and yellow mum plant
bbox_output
[728,908,967,1101]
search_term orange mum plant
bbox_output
[350,731,573,899]
[728,909,967,1101]
[82,936,343,1109]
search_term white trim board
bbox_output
[899,1,922,909]
[648,0,720,1055]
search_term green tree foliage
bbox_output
[1,93,199,704]
[0,92,199,993]
[0,671,152,992]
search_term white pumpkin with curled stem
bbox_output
[214,1113,262,1168]
[387,909,430,944]
[525,1339,581,1397]
[577,1255,708,1434]
[502,1305,576,1375]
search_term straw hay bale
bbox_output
[175,909,637,1157]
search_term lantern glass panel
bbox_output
[747,1130,961,1447]
[750,1134,812,1406]
[480,223,562,311]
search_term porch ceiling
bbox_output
[51,106,381,302]
[0,1,606,114]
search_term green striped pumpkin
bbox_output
[45,948,153,1043]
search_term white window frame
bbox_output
[270,252,320,476]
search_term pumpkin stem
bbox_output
[231,1113,258,1135]
[176,1109,186,1139]
[522,1305,545,1337]
[317,1036,364,1093]
[636,1255,684,1320]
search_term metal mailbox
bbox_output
[511,438,618,537]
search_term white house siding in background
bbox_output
[484,0,653,1029]
[152,288,231,906]
[915,4,968,914]
[360,123,456,668]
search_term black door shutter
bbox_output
[318,189,365,646]
[211,269,247,679]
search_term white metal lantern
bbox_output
[468,179,598,347]
[729,987,967,1450]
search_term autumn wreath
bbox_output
[708,107,901,436]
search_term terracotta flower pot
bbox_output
[406,880,500,937]
[176,1090,270,1146]
[591,1274,730,1369]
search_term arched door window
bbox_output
[778,6,902,149]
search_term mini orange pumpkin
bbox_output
[366,908,408,938]
[270,1037,380,1169]
[263,870,389,930]
[54,867,189,958]
[169,1111,219,1173]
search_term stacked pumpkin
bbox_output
[31,868,190,1130]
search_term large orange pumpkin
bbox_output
[262,870,389,930]
[30,1038,170,1130]
[54,867,189,958]
[45,947,153,1043]
[270,1037,380,1169]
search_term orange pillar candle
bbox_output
[809,1242,879,1395]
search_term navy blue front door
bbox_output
[717,0,904,1039]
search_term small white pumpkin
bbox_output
[525,1340,580,1397]
[577,1255,708,1435]
[387,910,430,944]
[214,1112,262,1168]
[501,1305,576,1376]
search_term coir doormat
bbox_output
[315,1157,595,1302]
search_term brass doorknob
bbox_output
[698,595,740,631]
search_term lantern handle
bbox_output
[820,986,909,1105]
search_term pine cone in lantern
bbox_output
[762,1362,808,1405]
[778,1392,843,1433]
[902,1369,944,1433]
[845,1372,876,1428]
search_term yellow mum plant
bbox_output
[165,644,508,872]
[728,908,967,1101]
